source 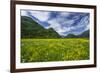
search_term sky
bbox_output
[21,10,90,37]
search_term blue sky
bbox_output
[21,10,90,36]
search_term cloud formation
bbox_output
[21,10,90,36]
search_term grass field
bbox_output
[21,38,89,63]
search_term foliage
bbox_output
[21,38,89,63]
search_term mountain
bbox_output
[65,30,89,38]
[65,34,77,38]
[21,16,89,38]
[78,30,89,38]
[21,16,60,38]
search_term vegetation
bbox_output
[21,38,89,63]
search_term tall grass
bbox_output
[21,38,89,63]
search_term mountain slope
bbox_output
[21,16,60,38]
[78,30,89,38]
[65,30,89,38]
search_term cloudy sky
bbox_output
[21,10,90,36]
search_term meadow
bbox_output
[21,38,89,63]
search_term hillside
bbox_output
[78,30,89,38]
[65,30,89,38]
[21,16,60,38]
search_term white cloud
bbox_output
[48,19,61,30]
[85,23,89,31]
[28,11,50,22]
[47,18,72,36]
[21,10,28,16]
[47,19,65,36]
[62,20,75,26]
[59,12,71,17]
[74,16,89,31]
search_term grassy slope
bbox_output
[21,38,89,63]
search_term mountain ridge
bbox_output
[21,16,89,38]
[21,16,60,38]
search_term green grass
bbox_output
[21,38,89,63]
